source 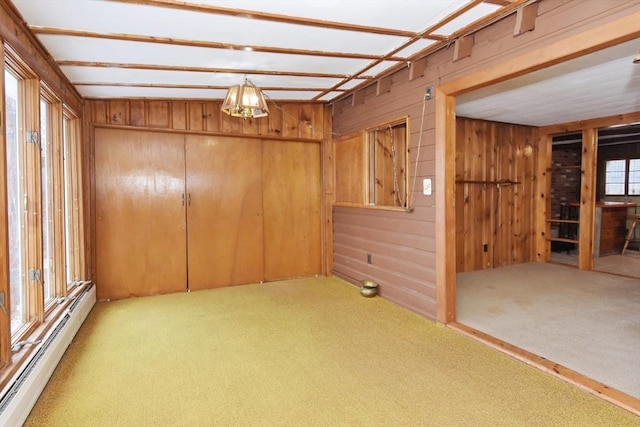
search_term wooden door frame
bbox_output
[435,12,640,324]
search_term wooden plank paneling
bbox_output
[334,133,365,205]
[91,100,107,124]
[263,140,322,281]
[203,102,221,132]
[186,102,203,131]
[171,101,187,130]
[86,99,326,142]
[130,100,145,126]
[147,101,170,128]
[107,100,128,125]
[455,117,537,273]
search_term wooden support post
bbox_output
[321,106,334,276]
[535,132,552,262]
[578,128,597,270]
[436,89,457,324]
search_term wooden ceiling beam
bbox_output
[31,26,408,62]
[73,82,346,92]
[483,0,515,6]
[109,0,443,39]
[56,60,375,80]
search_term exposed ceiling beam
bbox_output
[325,0,531,103]
[56,60,375,80]
[73,82,346,92]
[483,0,515,5]
[314,0,487,101]
[108,0,445,40]
[31,26,408,62]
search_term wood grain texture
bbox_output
[185,136,264,290]
[262,140,322,281]
[86,99,326,141]
[455,117,537,273]
[94,128,187,300]
[334,133,365,205]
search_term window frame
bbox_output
[365,117,410,210]
[0,44,85,380]
[604,157,640,197]
[4,52,42,342]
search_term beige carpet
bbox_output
[26,276,640,426]
[457,262,640,399]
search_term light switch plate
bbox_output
[423,178,432,195]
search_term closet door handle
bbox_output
[182,193,185,206]
[188,193,191,206]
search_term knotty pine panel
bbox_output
[455,117,537,273]
[87,100,326,141]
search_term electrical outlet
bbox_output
[367,254,372,264]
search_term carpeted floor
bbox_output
[25,276,640,426]
[457,262,640,399]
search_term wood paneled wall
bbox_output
[455,117,538,273]
[331,0,638,319]
[87,99,330,285]
[88,99,326,140]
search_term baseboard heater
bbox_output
[0,283,96,427]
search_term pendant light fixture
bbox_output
[221,76,270,119]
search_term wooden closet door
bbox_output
[94,128,187,300]
[185,135,263,291]
[262,140,322,281]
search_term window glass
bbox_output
[604,159,625,196]
[367,120,408,208]
[628,159,640,196]
[5,69,26,334]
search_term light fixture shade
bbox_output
[221,78,270,118]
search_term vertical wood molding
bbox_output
[436,89,456,323]
[0,42,11,367]
[322,106,334,275]
[24,78,44,323]
[578,128,597,270]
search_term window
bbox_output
[2,47,85,362]
[605,158,640,197]
[366,119,408,208]
[5,68,26,335]
[62,112,85,289]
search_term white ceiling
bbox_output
[8,0,640,127]
[10,0,507,101]
[457,38,640,127]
